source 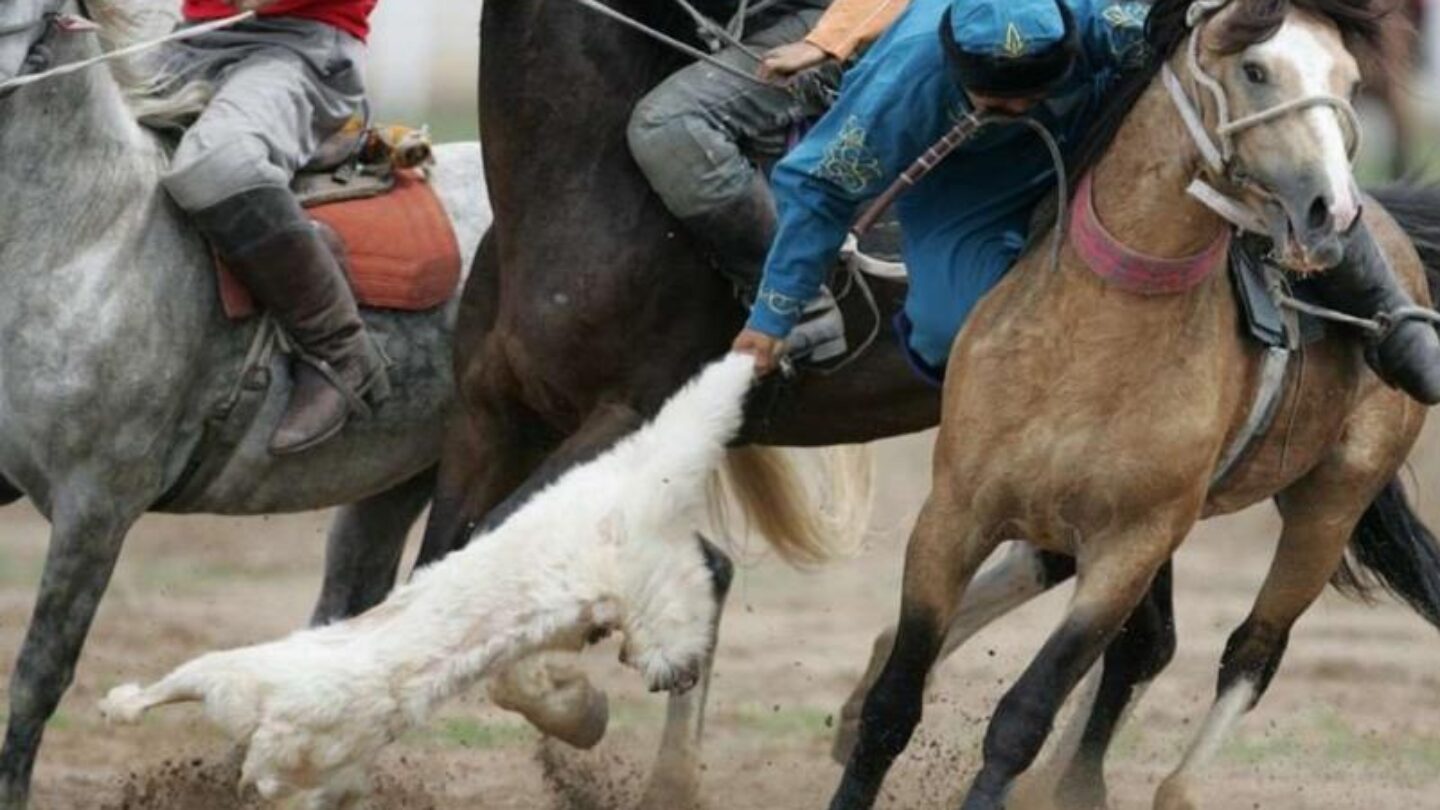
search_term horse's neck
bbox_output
[1088,68,1224,257]
[0,39,169,270]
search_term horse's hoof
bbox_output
[1152,777,1198,810]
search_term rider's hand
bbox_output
[229,0,281,10]
[758,41,830,83]
[732,328,786,376]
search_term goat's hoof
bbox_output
[490,659,610,749]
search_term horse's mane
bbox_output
[1067,0,1403,185]
[79,0,212,126]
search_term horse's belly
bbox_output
[165,301,457,515]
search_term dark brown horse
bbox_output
[416,0,947,801]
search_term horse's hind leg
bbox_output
[0,496,140,808]
[832,543,1076,764]
[415,391,555,566]
[1045,562,1176,810]
[309,466,436,625]
[1154,476,1379,810]
[956,525,1180,810]
[830,490,1005,810]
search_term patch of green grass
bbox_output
[0,546,44,587]
[1216,706,1440,788]
[729,702,833,740]
[424,717,533,750]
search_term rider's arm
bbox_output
[746,28,964,338]
[805,0,912,62]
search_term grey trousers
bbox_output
[627,9,839,221]
[155,18,368,213]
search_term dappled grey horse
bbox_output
[0,2,488,805]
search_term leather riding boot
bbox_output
[193,186,390,455]
[1312,220,1440,404]
[680,182,847,362]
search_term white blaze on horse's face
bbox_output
[1212,11,1362,271]
[0,0,52,86]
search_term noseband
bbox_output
[1164,0,1363,235]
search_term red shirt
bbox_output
[183,0,378,42]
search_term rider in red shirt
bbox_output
[156,0,387,456]
[182,0,378,42]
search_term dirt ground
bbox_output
[4,428,1440,810]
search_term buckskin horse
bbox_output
[0,2,489,806]
[431,0,1440,804]
[830,0,1440,807]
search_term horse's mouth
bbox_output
[1266,204,1344,276]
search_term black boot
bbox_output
[680,181,847,362]
[194,187,390,455]
[1312,220,1440,404]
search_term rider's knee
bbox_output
[161,134,289,213]
[626,93,689,177]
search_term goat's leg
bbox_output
[638,537,734,810]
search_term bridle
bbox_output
[1163,0,1363,236]
[0,2,79,92]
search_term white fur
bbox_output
[99,353,757,807]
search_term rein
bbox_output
[0,10,255,95]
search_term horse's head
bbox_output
[1181,0,1388,271]
[0,0,71,91]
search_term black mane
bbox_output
[1066,0,1400,187]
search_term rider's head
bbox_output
[940,0,1080,115]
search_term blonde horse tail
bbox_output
[710,445,873,566]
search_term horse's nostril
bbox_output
[1307,196,1332,232]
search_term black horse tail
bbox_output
[1368,183,1440,301]
[1331,478,1440,630]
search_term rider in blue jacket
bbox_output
[733,0,1148,379]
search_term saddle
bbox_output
[216,125,461,320]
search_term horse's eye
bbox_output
[1242,62,1268,84]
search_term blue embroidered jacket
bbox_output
[747,0,1150,359]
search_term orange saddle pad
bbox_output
[218,170,461,320]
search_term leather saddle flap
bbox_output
[218,169,460,320]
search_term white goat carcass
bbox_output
[99,353,756,808]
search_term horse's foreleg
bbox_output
[415,395,554,567]
[830,490,1002,810]
[1154,478,1370,810]
[1046,562,1176,810]
[309,466,436,625]
[832,543,1075,764]
[639,536,734,810]
[0,498,138,809]
[959,527,1177,810]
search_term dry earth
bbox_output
[4,428,1440,809]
